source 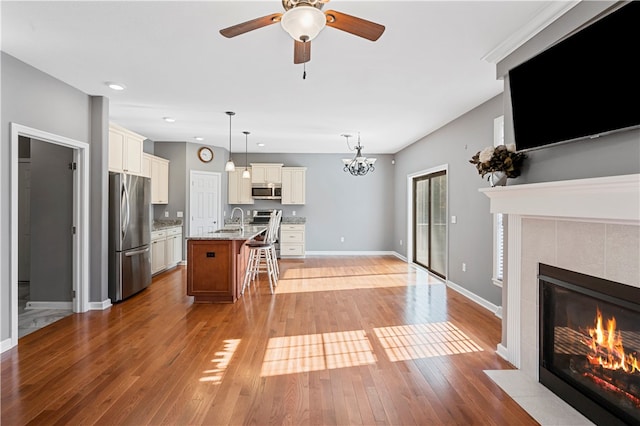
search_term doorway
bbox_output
[18,137,74,337]
[412,169,447,278]
[189,171,222,236]
[9,123,89,350]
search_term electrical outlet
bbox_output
[451,215,457,224]
[400,239,403,246]
[462,263,467,272]
[164,211,169,218]
[177,211,183,218]
[292,210,296,216]
[340,236,345,243]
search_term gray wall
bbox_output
[151,145,395,253]
[1,53,107,341]
[29,139,73,302]
[393,95,504,305]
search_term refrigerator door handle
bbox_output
[125,247,150,257]
[121,176,131,241]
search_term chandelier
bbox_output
[341,133,376,176]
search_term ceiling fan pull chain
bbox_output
[303,62,307,80]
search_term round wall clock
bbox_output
[197,147,214,163]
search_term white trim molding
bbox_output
[306,251,395,256]
[7,123,90,353]
[447,280,501,316]
[89,299,112,310]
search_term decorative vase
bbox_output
[488,171,508,187]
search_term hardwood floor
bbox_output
[1,256,536,425]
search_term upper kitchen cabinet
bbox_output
[151,155,169,204]
[143,153,170,204]
[250,163,283,184]
[281,167,306,205]
[228,170,254,205]
[108,123,145,175]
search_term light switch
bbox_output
[177,211,183,218]
[451,215,457,224]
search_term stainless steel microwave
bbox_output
[251,184,282,200]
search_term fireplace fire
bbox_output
[539,264,640,426]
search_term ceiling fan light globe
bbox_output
[281,6,326,42]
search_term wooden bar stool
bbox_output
[241,210,281,294]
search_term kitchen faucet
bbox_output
[230,207,244,231]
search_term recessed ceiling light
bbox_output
[194,137,204,141]
[257,143,265,147]
[106,82,126,91]
[163,117,176,123]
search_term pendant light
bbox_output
[242,131,251,179]
[224,111,236,172]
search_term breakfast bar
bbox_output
[186,225,267,303]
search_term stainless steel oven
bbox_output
[252,209,282,258]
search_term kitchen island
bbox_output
[187,225,267,303]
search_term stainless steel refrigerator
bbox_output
[108,173,152,302]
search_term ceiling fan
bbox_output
[220,0,385,64]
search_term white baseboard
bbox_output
[178,260,187,266]
[1,338,15,354]
[447,280,501,315]
[25,301,73,310]
[496,343,509,361]
[305,250,396,256]
[89,299,112,310]
[494,306,503,319]
[392,252,407,262]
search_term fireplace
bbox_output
[539,263,640,425]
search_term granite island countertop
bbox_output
[187,224,268,241]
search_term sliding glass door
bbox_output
[413,171,447,278]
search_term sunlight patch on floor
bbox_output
[374,322,483,362]
[273,266,443,294]
[260,330,376,377]
[199,339,241,383]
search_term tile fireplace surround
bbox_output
[481,173,639,423]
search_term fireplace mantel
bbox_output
[480,173,640,222]
[480,173,640,372]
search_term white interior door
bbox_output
[189,171,221,236]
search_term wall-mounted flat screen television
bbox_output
[509,2,640,152]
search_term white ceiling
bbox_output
[1,1,573,155]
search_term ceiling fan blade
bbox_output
[220,13,282,38]
[294,40,311,64]
[324,10,385,41]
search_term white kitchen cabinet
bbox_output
[280,223,305,257]
[151,230,167,274]
[250,163,283,184]
[150,155,169,204]
[142,153,152,178]
[109,123,145,175]
[281,167,306,205]
[228,170,254,205]
[165,227,183,266]
[151,226,182,275]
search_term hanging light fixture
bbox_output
[242,131,251,179]
[224,111,236,172]
[341,133,376,176]
[280,3,327,42]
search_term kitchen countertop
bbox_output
[153,219,183,231]
[281,216,306,224]
[225,216,306,225]
[187,224,268,241]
